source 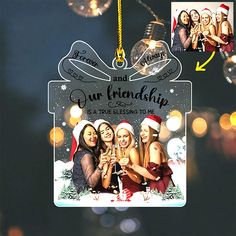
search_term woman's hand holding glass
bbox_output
[99,149,110,168]
[119,156,130,174]
[109,145,117,167]
[190,25,200,39]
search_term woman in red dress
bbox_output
[215,4,234,52]
[206,4,233,52]
[115,121,142,193]
[200,8,217,52]
[128,115,174,193]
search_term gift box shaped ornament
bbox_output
[48,1,191,207]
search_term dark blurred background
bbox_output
[0,0,235,236]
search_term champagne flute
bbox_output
[112,144,118,175]
[119,147,129,175]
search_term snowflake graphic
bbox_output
[61,84,67,91]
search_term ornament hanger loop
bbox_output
[112,57,128,69]
[115,0,125,63]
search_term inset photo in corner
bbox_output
[171,2,234,52]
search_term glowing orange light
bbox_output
[8,227,24,236]
[90,0,98,9]
[230,112,236,126]
[49,127,65,147]
[148,40,157,49]
[192,117,208,137]
[219,113,231,130]
[69,117,81,128]
[169,109,183,120]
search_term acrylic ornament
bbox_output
[48,40,192,207]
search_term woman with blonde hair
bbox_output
[115,121,142,192]
[127,115,174,193]
[200,8,217,52]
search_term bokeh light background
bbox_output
[0,0,236,236]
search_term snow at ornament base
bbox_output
[54,160,186,207]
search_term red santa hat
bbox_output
[201,8,212,17]
[69,120,94,161]
[115,120,134,136]
[217,4,229,15]
[141,115,162,133]
[94,119,110,130]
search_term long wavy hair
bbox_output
[139,126,168,168]
[139,127,159,168]
[97,122,115,152]
[177,10,191,31]
[189,9,200,28]
[217,12,232,36]
[78,124,100,159]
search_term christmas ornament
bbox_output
[49,0,191,207]
[67,0,112,17]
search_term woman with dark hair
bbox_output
[94,119,121,194]
[189,9,204,51]
[127,115,174,193]
[171,10,194,52]
[69,120,107,194]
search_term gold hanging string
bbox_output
[115,0,125,63]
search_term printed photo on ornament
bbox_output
[171,2,234,53]
[48,40,191,207]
